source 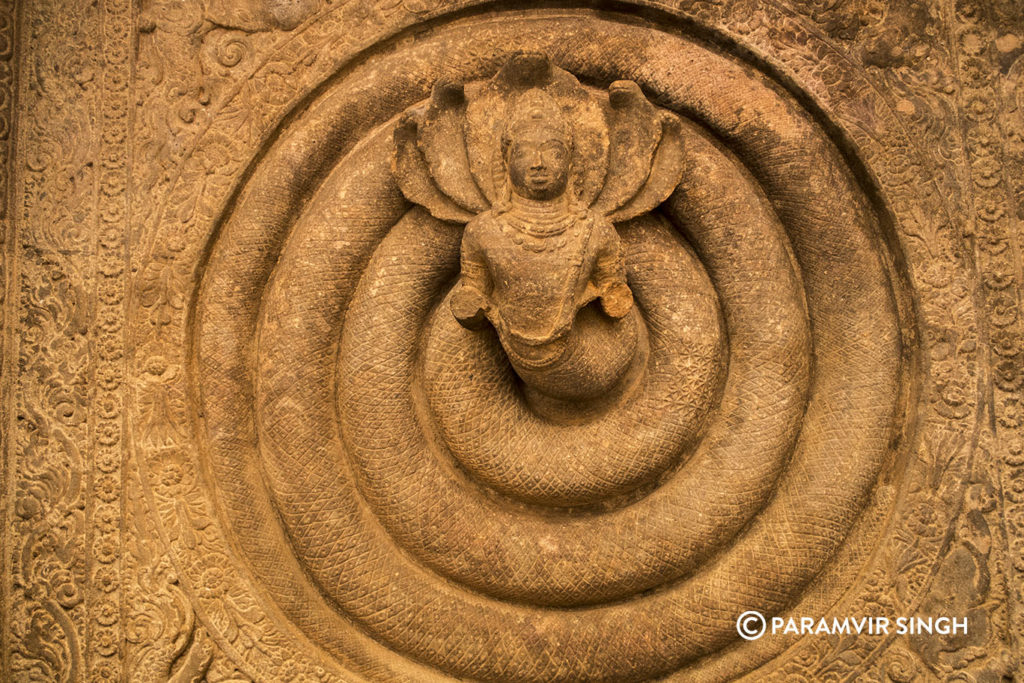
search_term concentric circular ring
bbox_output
[325,153,805,606]
[195,13,905,682]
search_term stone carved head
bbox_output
[500,88,573,201]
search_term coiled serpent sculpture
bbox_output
[196,23,904,682]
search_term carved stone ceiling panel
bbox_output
[2,1,1023,681]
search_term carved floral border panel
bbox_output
[2,0,1023,681]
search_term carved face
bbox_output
[505,127,570,201]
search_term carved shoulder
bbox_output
[462,211,498,251]
[588,213,623,255]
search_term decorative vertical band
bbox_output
[0,0,15,678]
[88,0,131,680]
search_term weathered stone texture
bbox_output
[2,0,1023,681]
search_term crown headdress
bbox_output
[502,88,572,154]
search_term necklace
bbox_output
[498,195,586,251]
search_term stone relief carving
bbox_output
[2,1,1023,682]
[395,54,686,412]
